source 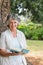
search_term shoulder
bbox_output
[17,29,25,36]
[1,29,9,36]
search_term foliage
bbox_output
[10,0,43,24]
[18,23,43,40]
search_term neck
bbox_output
[10,28,17,32]
[9,28,17,37]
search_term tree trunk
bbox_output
[0,0,10,34]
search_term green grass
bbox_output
[27,40,43,51]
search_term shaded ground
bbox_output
[24,51,43,65]
[26,56,43,65]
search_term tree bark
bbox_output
[0,0,10,34]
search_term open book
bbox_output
[10,48,30,54]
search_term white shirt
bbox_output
[0,29,27,65]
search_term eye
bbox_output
[14,22,17,23]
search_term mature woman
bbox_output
[0,14,27,65]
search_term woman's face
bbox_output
[9,19,19,30]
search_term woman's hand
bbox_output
[12,52,20,55]
[16,52,24,55]
[0,49,25,57]
[12,52,24,56]
[0,49,22,57]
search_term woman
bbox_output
[0,14,27,65]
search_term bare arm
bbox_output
[0,49,20,57]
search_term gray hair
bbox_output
[6,14,20,28]
[6,14,20,22]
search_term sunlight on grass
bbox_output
[27,40,43,51]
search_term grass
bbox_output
[27,40,43,51]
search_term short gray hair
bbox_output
[6,14,20,28]
[6,14,20,22]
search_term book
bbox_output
[10,48,30,54]
[22,49,29,54]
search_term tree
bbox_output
[0,0,10,33]
[10,0,43,24]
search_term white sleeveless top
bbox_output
[0,29,27,65]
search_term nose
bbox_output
[12,22,15,26]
